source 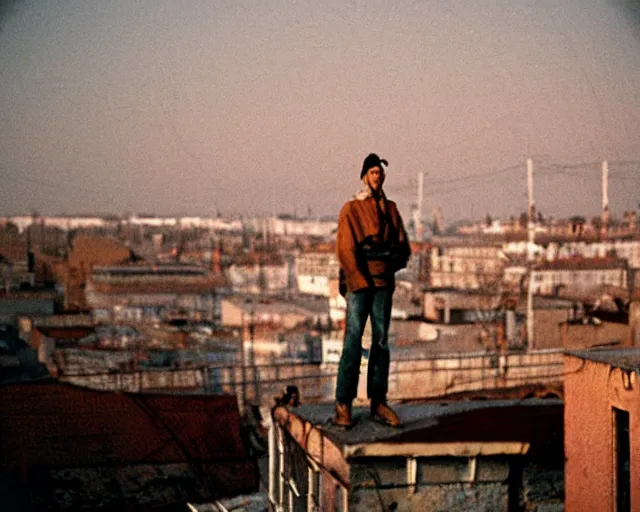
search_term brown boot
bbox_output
[334,401,353,428]
[371,401,401,427]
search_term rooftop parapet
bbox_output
[270,399,563,511]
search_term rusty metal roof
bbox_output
[0,381,258,508]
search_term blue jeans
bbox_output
[335,287,394,405]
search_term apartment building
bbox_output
[531,258,628,296]
[429,239,505,290]
[85,264,227,323]
[295,250,340,296]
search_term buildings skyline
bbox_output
[1,157,639,223]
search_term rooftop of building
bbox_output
[224,294,329,315]
[430,235,506,248]
[277,399,561,447]
[0,380,258,508]
[423,287,512,297]
[566,347,640,372]
[33,313,94,328]
[533,256,628,271]
[0,288,60,300]
[230,252,285,266]
[34,325,95,341]
[432,230,639,246]
[92,263,208,276]
[273,398,563,486]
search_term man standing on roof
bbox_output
[334,153,411,428]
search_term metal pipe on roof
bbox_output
[278,423,286,512]
[268,421,277,510]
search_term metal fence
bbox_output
[59,349,564,410]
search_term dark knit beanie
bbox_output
[360,153,388,179]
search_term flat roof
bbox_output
[282,399,561,447]
[93,264,207,276]
[273,399,563,486]
[566,348,640,372]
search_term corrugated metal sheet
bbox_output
[0,381,258,508]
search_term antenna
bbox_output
[416,171,424,240]
[601,160,609,237]
[526,158,534,348]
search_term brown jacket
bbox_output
[336,192,411,293]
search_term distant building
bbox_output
[400,242,432,284]
[531,257,628,296]
[226,253,291,294]
[85,264,227,323]
[58,235,135,311]
[268,216,337,238]
[0,289,59,326]
[295,251,340,296]
[523,296,577,350]
[546,239,640,268]
[327,277,347,324]
[0,215,109,233]
[220,296,329,364]
[429,239,505,290]
[176,216,243,232]
[220,295,329,331]
[423,289,503,324]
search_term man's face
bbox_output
[365,166,385,191]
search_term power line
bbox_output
[387,163,524,196]
[429,163,522,187]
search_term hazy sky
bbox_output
[1,0,639,224]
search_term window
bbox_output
[613,407,630,512]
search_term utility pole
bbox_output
[601,160,609,238]
[417,171,424,241]
[240,307,247,411]
[262,218,268,249]
[249,296,259,404]
[526,158,535,349]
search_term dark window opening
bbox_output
[614,407,630,512]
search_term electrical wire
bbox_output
[366,468,398,512]
[128,394,218,497]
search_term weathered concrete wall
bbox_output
[220,299,244,327]
[628,300,640,345]
[561,321,631,349]
[564,355,640,512]
[61,350,564,413]
[349,455,510,512]
[348,456,564,512]
[533,310,568,350]
[351,483,509,512]
[383,350,563,403]
[522,462,564,511]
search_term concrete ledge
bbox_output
[344,441,530,458]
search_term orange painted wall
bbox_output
[564,354,640,511]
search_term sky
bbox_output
[1,0,639,225]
